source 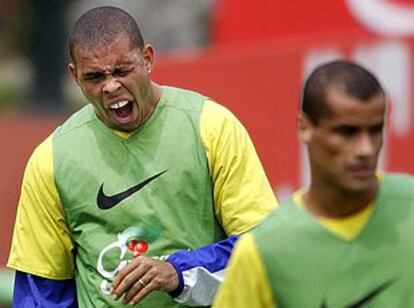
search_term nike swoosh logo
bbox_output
[96,170,167,210]
[320,278,396,308]
[346,278,395,308]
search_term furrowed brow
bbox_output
[82,71,102,78]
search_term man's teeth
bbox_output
[110,100,129,110]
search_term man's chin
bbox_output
[113,123,140,133]
[109,114,141,132]
[344,177,378,194]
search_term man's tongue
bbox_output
[112,101,133,120]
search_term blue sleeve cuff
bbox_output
[166,258,185,297]
[166,235,239,298]
[13,271,77,307]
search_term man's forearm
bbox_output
[167,235,239,306]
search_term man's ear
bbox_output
[68,63,81,86]
[297,112,314,143]
[142,44,155,73]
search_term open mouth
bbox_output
[109,100,134,124]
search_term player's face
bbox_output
[68,34,155,132]
[300,87,386,194]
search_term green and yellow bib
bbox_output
[255,174,414,307]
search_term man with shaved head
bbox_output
[8,6,277,307]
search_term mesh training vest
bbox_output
[254,174,414,308]
[53,87,225,307]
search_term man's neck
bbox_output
[303,180,378,218]
[142,82,162,123]
[128,82,162,131]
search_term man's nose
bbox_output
[102,77,121,94]
[355,133,376,158]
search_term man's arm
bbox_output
[111,235,239,305]
[7,135,76,306]
[14,271,76,308]
[166,235,239,305]
[170,101,277,304]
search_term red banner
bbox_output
[154,0,414,199]
[212,0,414,45]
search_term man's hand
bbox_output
[111,256,179,305]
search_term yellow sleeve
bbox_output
[200,100,278,235]
[213,233,275,308]
[7,135,75,279]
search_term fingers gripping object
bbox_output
[97,226,161,294]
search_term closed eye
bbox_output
[114,68,132,77]
[83,73,103,82]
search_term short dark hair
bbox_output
[301,60,384,123]
[69,6,144,62]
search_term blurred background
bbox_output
[1,0,414,305]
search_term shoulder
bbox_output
[381,172,414,199]
[162,86,208,113]
[252,199,296,240]
[383,172,414,183]
[161,86,241,131]
[27,134,54,177]
[54,104,97,138]
[202,100,236,123]
[200,99,245,139]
